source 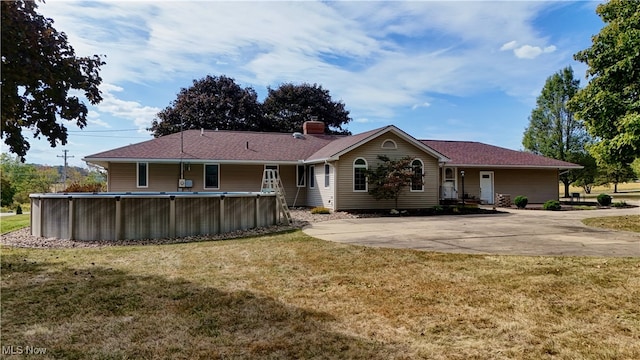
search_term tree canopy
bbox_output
[262,83,351,134]
[569,0,640,165]
[148,75,264,137]
[1,0,105,159]
[149,78,352,137]
[366,155,419,209]
[0,153,59,205]
[523,67,591,197]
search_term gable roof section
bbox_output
[83,130,342,167]
[307,125,449,162]
[422,140,582,169]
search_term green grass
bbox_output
[563,182,640,202]
[2,231,639,359]
[1,214,30,234]
[582,215,640,233]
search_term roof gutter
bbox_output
[83,157,303,165]
[442,164,583,170]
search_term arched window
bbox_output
[381,139,397,149]
[353,158,368,191]
[411,159,424,191]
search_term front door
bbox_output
[479,171,494,204]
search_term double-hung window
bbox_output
[296,165,306,187]
[204,164,220,189]
[137,162,148,188]
[324,164,330,188]
[308,166,315,188]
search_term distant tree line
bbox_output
[0,153,106,208]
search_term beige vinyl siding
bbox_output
[493,169,558,204]
[307,163,335,209]
[306,165,324,208]
[108,163,180,192]
[106,162,308,206]
[455,168,559,204]
[456,168,481,200]
[335,133,440,210]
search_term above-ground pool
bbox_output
[30,192,280,241]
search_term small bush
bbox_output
[513,195,528,209]
[597,193,612,206]
[543,200,561,211]
[611,201,627,208]
[310,206,330,214]
[63,182,105,193]
[15,204,23,214]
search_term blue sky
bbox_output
[4,0,605,168]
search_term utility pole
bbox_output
[57,149,74,185]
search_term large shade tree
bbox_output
[148,75,264,137]
[523,67,591,197]
[1,0,105,159]
[262,83,351,134]
[569,0,640,166]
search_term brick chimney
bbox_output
[303,120,325,135]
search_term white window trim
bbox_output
[410,159,424,192]
[203,163,220,190]
[136,162,148,188]
[353,158,368,192]
[309,165,316,189]
[381,139,397,149]
[296,165,306,187]
[324,164,330,188]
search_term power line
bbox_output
[67,128,140,133]
[68,134,150,139]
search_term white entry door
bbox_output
[479,171,494,204]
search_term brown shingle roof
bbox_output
[422,140,582,168]
[84,130,342,163]
[84,128,580,169]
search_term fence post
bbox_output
[68,197,74,240]
[219,195,225,234]
[115,196,122,241]
[169,196,176,238]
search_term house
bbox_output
[83,121,581,209]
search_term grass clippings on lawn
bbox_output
[582,215,640,233]
[2,231,639,359]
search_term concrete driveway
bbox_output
[302,206,640,257]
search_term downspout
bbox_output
[333,161,338,211]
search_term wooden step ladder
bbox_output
[261,169,292,225]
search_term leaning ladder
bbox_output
[261,169,292,225]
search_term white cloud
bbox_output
[500,41,518,51]
[95,84,161,132]
[513,44,557,59]
[412,102,431,110]
[37,0,571,125]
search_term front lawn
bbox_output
[1,214,30,234]
[1,232,639,359]
[582,215,640,233]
